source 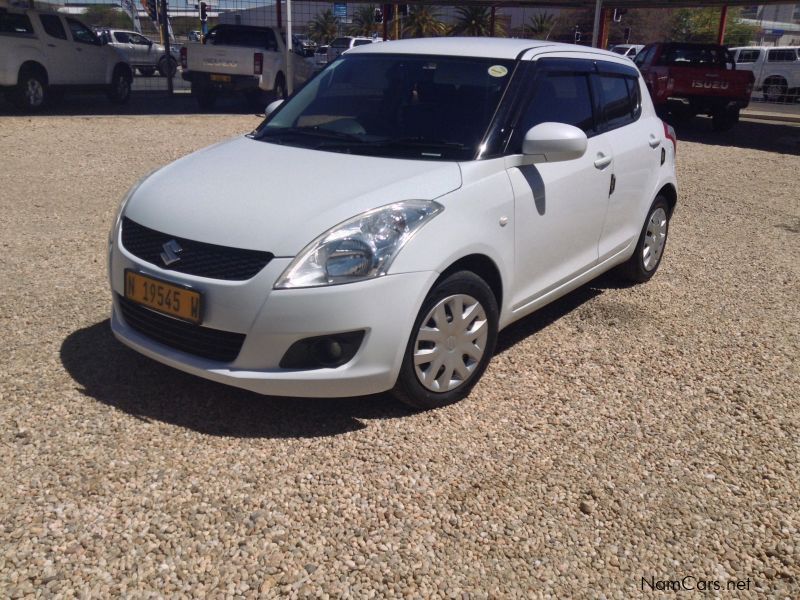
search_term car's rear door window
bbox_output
[594,66,642,131]
[767,49,797,62]
[39,14,67,40]
[0,11,34,35]
[736,49,761,63]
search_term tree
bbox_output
[349,5,380,37]
[451,6,505,37]
[668,8,756,46]
[81,5,133,30]
[526,12,556,39]
[402,5,447,38]
[308,9,338,45]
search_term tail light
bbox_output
[180,47,187,70]
[254,52,263,76]
[663,120,677,155]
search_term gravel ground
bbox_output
[1,115,799,598]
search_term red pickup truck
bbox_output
[634,42,754,131]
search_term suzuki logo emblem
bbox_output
[160,239,183,266]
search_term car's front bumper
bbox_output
[109,232,436,398]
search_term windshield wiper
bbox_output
[315,136,469,153]
[259,126,366,143]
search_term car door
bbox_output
[36,14,73,85]
[65,17,107,84]
[592,62,663,259]
[505,57,613,309]
[111,31,135,64]
[130,33,157,67]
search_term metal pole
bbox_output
[382,4,389,41]
[276,0,282,31]
[598,7,609,50]
[717,5,729,45]
[490,6,496,37]
[286,0,294,95]
[591,0,603,47]
[160,0,173,95]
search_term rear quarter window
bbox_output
[595,71,642,131]
[0,11,35,35]
[767,49,797,62]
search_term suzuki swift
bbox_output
[108,38,677,409]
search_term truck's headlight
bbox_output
[275,200,443,289]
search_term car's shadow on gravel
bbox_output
[62,284,603,437]
[675,117,800,155]
[60,320,413,438]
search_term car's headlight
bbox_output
[275,200,443,289]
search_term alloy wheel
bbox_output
[643,207,668,271]
[25,78,44,107]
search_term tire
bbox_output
[193,85,216,110]
[157,56,177,78]
[138,66,156,77]
[107,66,132,104]
[617,196,671,283]
[12,66,47,112]
[273,73,287,100]
[392,271,498,410]
[712,106,739,132]
[762,78,787,103]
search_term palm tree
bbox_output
[450,6,505,37]
[527,12,556,39]
[349,5,379,37]
[308,10,338,45]
[402,5,447,38]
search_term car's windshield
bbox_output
[254,53,515,161]
[610,46,629,55]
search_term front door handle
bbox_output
[648,134,661,148]
[594,153,613,169]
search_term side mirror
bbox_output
[522,122,588,162]
[264,99,284,116]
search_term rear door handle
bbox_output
[649,134,661,148]
[47,43,56,48]
[594,153,613,169]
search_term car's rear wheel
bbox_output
[157,56,177,78]
[617,196,671,283]
[393,271,498,410]
[12,66,47,112]
[273,74,287,100]
[107,66,132,104]
[763,77,788,102]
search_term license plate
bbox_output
[210,74,231,83]
[124,270,202,324]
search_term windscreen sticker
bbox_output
[488,65,508,78]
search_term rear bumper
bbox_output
[664,95,750,113]
[183,71,261,92]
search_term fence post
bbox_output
[160,0,173,95]
[717,5,728,45]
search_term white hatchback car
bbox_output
[109,38,677,409]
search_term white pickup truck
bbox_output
[181,24,313,110]
[0,7,133,111]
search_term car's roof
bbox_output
[347,37,629,62]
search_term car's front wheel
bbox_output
[107,66,132,104]
[12,66,47,112]
[617,196,671,283]
[157,56,177,78]
[393,271,498,410]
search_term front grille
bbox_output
[121,217,273,281]
[118,295,245,362]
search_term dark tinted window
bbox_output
[113,30,130,43]
[736,49,761,63]
[66,18,98,45]
[595,73,640,130]
[353,39,372,47]
[659,44,727,67]
[330,37,351,48]
[516,71,595,144]
[0,11,34,35]
[634,45,656,67]
[767,49,797,62]
[207,26,277,50]
[39,14,66,40]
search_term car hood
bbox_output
[124,136,462,256]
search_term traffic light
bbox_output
[142,0,158,24]
[374,7,382,24]
[199,1,208,22]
